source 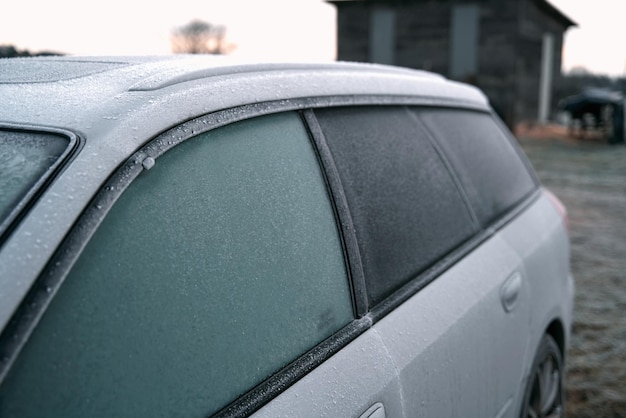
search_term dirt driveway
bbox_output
[516,125,626,417]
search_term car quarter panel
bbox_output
[497,191,575,385]
[373,232,530,418]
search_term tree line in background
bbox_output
[0,45,63,58]
[170,20,233,55]
[0,19,233,59]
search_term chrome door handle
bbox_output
[500,272,522,313]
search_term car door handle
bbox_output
[500,272,523,313]
[359,403,386,418]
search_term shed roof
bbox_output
[531,0,576,28]
[328,0,576,28]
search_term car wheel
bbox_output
[520,334,564,418]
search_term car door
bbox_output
[313,105,534,417]
[374,235,530,418]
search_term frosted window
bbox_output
[0,130,68,229]
[416,108,537,226]
[0,112,353,417]
[315,106,477,306]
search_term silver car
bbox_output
[0,56,574,418]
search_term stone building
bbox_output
[328,0,575,127]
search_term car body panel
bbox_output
[497,191,575,416]
[251,325,405,418]
[0,56,572,417]
[374,230,529,418]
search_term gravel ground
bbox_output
[516,125,626,417]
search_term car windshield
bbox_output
[0,129,70,237]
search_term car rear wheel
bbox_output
[520,334,564,418]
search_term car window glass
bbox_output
[0,130,69,233]
[415,108,537,226]
[314,106,478,306]
[0,112,353,417]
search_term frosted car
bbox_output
[0,56,574,418]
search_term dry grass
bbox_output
[515,122,611,144]
[516,126,626,418]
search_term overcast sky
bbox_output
[1,0,625,76]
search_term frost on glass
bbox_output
[416,108,536,226]
[314,106,477,305]
[0,112,353,417]
[0,130,68,226]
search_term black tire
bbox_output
[519,334,564,418]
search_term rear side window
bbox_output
[0,112,353,417]
[0,130,70,236]
[415,109,537,226]
[314,106,478,306]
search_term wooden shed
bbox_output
[328,0,575,127]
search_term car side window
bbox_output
[414,108,538,226]
[0,112,353,417]
[314,106,478,306]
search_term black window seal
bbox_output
[411,106,542,228]
[0,124,82,246]
[490,110,542,187]
[480,110,543,229]
[405,105,482,229]
[302,110,369,318]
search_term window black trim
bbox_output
[302,110,369,318]
[490,109,542,187]
[404,106,481,227]
[0,124,82,246]
[481,110,543,230]
[411,106,541,228]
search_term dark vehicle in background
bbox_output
[559,88,625,143]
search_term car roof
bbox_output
[0,55,488,128]
[1,55,442,85]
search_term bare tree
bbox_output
[0,44,64,58]
[171,20,231,55]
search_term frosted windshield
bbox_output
[0,130,69,234]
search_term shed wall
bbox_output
[332,0,571,125]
